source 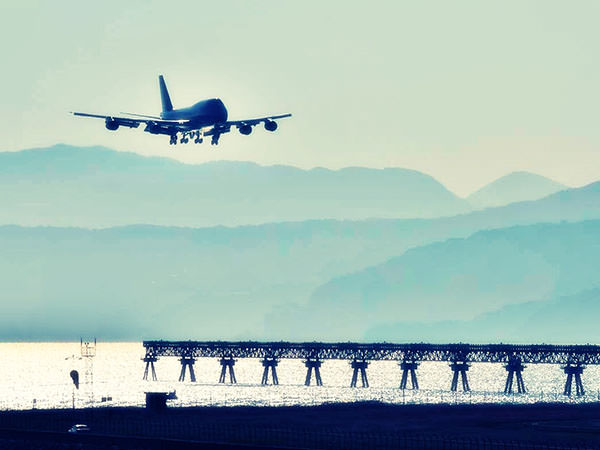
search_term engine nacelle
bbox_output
[144,122,161,134]
[105,118,119,131]
[239,125,252,135]
[264,120,278,132]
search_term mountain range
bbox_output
[0,145,571,228]
[0,144,470,227]
[365,289,600,344]
[277,220,600,340]
[0,144,596,341]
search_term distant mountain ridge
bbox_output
[2,145,600,341]
[467,171,567,209]
[365,289,600,344]
[0,144,470,227]
[268,220,600,340]
[2,176,600,339]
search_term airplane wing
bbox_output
[71,111,292,144]
[225,113,292,127]
[71,112,187,135]
[202,113,292,144]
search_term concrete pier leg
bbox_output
[564,373,573,396]
[350,360,369,388]
[304,359,323,386]
[315,365,323,386]
[411,369,419,389]
[305,366,313,386]
[516,371,525,393]
[461,370,470,391]
[360,367,369,387]
[399,361,419,390]
[575,373,585,396]
[450,361,470,392]
[178,357,196,382]
[504,358,526,394]
[261,366,269,385]
[505,370,514,393]
[563,364,585,397]
[261,358,279,385]
[143,355,158,381]
[219,357,237,384]
[451,371,459,391]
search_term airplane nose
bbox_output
[219,100,228,122]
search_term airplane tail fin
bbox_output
[158,75,173,113]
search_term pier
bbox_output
[142,341,600,396]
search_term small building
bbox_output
[145,391,176,411]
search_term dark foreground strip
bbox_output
[0,428,298,450]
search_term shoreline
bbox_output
[0,401,599,448]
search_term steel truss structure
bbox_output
[143,341,600,365]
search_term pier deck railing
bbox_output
[143,341,600,364]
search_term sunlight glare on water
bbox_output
[0,342,598,410]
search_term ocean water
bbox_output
[0,342,599,410]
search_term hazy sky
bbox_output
[2,1,599,196]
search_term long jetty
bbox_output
[142,341,600,396]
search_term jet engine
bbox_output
[264,120,278,132]
[239,125,252,135]
[105,118,119,131]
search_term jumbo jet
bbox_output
[72,75,291,145]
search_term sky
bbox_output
[1,0,599,196]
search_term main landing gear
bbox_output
[169,131,204,145]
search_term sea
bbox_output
[2,342,599,411]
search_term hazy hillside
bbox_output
[0,145,470,227]
[269,220,600,340]
[365,289,600,344]
[1,164,600,339]
[467,171,567,209]
[0,221,475,340]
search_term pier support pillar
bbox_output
[178,356,196,382]
[142,354,158,381]
[450,361,470,392]
[504,357,526,394]
[304,359,323,386]
[261,358,279,385]
[563,363,585,397]
[350,360,369,388]
[399,360,419,390]
[219,357,237,384]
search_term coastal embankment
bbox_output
[0,402,599,449]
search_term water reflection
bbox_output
[0,343,597,410]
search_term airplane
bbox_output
[72,75,291,146]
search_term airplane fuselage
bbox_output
[160,98,228,129]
